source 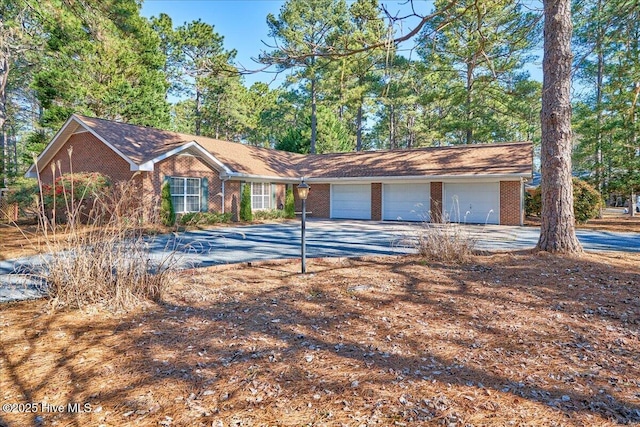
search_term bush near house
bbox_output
[179,211,232,226]
[525,190,542,217]
[573,178,603,222]
[526,178,603,223]
[4,178,40,218]
[6,173,111,212]
[252,209,287,220]
[40,172,111,208]
[160,180,176,227]
[285,188,295,219]
[5,173,111,223]
[240,183,252,221]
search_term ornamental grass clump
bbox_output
[30,151,178,311]
[415,211,476,263]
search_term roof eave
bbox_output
[305,172,531,183]
[221,172,301,183]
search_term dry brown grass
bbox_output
[1,251,639,426]
[415,221,476,263]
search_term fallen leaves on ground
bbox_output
[1,251,639,426]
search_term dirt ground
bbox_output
[1,251,639,427]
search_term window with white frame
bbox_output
[251,182,271,210]
[169,177,201,213]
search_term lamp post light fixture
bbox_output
[297,179,310,274]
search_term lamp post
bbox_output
[297,179,310,274]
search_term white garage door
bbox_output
[383,183,431,221]
[444,182,500,224]
[331,184,371,219]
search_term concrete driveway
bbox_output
[1,219,638,302]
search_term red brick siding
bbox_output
[225,180,241,221]
[40,132,134,184]
[294,183,330,218]
[500,181,522,225]
[153,154,223,213]
[371,183,382,220]
[430,182,443,223]
[275,184,287,210]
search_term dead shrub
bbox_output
[415,220,476,263]
[28,153,177,311]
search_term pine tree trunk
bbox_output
[356,103,363,151]
[465,62,473,145]
[195,88,202,136]
[310,76,317,154]
[0,54,8,188]
[536,0,583,253]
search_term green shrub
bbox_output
[240,183,252,221]
[5,179,40,213]
[525,178,602,223]
[41,172,111,209]
[525,189,542,217]
[285,188,295,219]
[253,209,287,220]
[573,178,602,223]
[179,211,232,226]
[160,180,176,226]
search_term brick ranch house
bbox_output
[27,115,533,225]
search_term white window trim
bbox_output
[250,182,271,211]
[170,176,201,213]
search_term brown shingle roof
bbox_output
[75,115,532,179]
[76,115,304,178]
[299,143,533,179]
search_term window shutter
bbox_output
[201,178,208,212]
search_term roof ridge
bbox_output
[307,141,532,157]
[74,114,307,158]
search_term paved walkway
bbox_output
[1,219,638,303]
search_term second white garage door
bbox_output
[444,182,500,224]
[383,183,431,221]
[331,184,371,219]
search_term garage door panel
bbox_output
[444,183,499,224]
[332,184,371,219]
[383,183,431,222]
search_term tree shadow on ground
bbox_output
[0,252,638,426]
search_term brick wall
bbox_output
[224,180,241,221]
[275,184,287,210]
[295,183,330,218]
[371,183,382,220]
[500,181,522,225]
[430,182,443,223]
[40,132,134,184]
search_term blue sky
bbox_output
[140,0,442,87]
[141,0,284,86]
[140,0,543,87]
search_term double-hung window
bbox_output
[170,177,201,213]
[251,182,271,210]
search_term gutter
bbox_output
[220,172,300,183]
[303,173,531,183]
